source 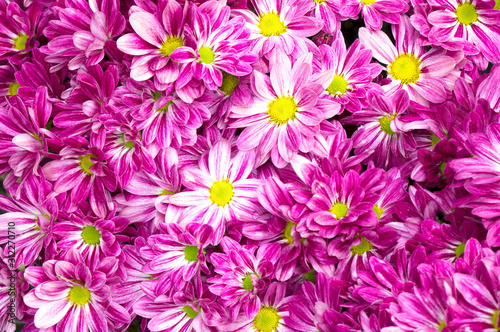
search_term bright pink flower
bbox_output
[340,0,409,30]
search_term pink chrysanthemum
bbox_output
[340,0,409,30]
[168,139,261,244]
[360,16,460,105]
[232,0,323,56]
[230,52,329,167]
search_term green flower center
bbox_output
[258,12,287,37]
[282,220,297,245]
[8,82,20,96]
[253,306,281,332]
[183,305,199,319]
[199,46,215,64]
[160,36,183,57]
[455,243,466,258]
[329,202,348,220]
[303,269,317,283]
[455,2,478,25]
[68,285,91,306]
[380,114,396,135]
[361,0,376,4]
[184,245,199,262]
[209,179,234,207]
[221,72,239,96]
[431,133,441,147]
[81,226,101,245]
[439,162,447,177]
[157,100,173,113]
[243,273,254,291]
[495,0,500,9]
[268,95,298,125]
[372,204,384,219]
[388,53,421,84]
[79,155,95,175]
[326,75,348,95]
[351,237,373,255]
[493,309,500,330]
[438,321,446,331]
[12,34,28,51]
[121,134,135,149]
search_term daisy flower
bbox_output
[359,16,459,105]
[232,0,323,56]
[311,34,383,114]
[168,139,261,244]
[170,0,257,91]
[23,249,131,331]
[230,52,328,167]
[116,0,189,90]
[339,0,409,30]
[427,0,500,65]
[141,223,213,283]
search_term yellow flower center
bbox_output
[351,236,373,255]
[268,95,298,125]
[160,36,183,57]
[68,285,91,306]
[253,306,281,332]
[361,0,376,4]
[220,72,239,95]
[282,220,297,244]
[329,202,348,220]
[81,226,101,245]
[199,46,215,64]
[258,12,287,37]
[184,245,199,261]
[388,53,421,84]
[314,0,326,3]
[209,180,234,207]
[380,114,396,135]
[8,82,20,96]
[438,321,446,331]
[372,204,384,219]
[183,305,199,319]
[495,0,500,9]
[455,2,478,25]
[79,155,95,175]
[326,75,348,95]
[159,189,175,196]
[12,34,28,51]
[493,309,500,330]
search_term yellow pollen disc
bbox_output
[12,34,28,51]
[68,285,91,306]
[282,220,297,245]
[372,204,384,219]
[330,202,348,220]
[495,0,500,9]
[455,2,478,25]
[493,309,500,330]
[160,36,183,57]
[199,46,215,64]
[220,72,239,95]
[388,53,421,84]
[351,236,373,255]
[79,155,95,175]
[159,189,175,196]
[268,95,298,125]
[253,306,281,332]
[326,75,348,95]
[314,0,326,3]
[361,0,376,4]
[379,114,396,135]
[81,226,101,245]
[8,82,20,96]
[258,12,287,37]
[209,179,234,207]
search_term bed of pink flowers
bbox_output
[3,0,500,330]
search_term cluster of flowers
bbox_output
[3,0,500,330]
